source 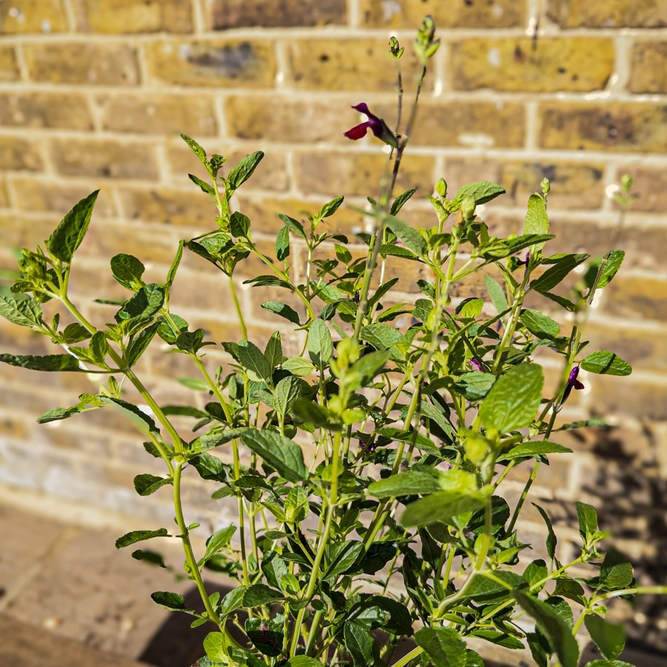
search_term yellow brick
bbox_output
[11,178,116,217]
[621,167,667,212]
[450,37,614,93]
[96,93,217,136]
[145,39,276,88]
[444,158,605,210]
[24,43,140,86]
[539,103,667,153]
[50,138,158,180]
[0,46,20,82]
[0,176,9,207]
[0,212,57,251]
[72,0,193,33]
[360,0,523,28]
[207,0,346,29]
[393,100,525,149]
[0,136,43,171]
[0,0,68,34]
[225,95,364,144]
[117,186,217,227]
[167,143,290,192]
[630,42,667,94]
[0,92,93,131]
[295,152,434,198]
[547,0,667,28]
[602,275,667,322]
[285,39,422,92]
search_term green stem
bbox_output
[229,276,248,340]
[391,646,424,667]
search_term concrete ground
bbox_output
[0,490,664,667]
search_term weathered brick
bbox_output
[601,275,667,323]
[295,152,434,198]
[11,178,116,217]
[96,93,217,136]
[630,42,667,94]
[539,103,667,153]
[286,39,422,92]
[0,136,43,171]
[170,270,232,313]
[0,175,9,207]
[590,376,667,420]
[585,323,667,374]
[118,186,217,227]
[407,100,525,149]
[50,138,158,180]
[0,46,20,82]
[445,158,604,210]
[208,0,346,29]
[360,0,523,28]
[451,37,614,93]
[0,92,93,131]
[23,43,140,86]
[0,212,56,252]
[547,0,667,28]
[72,0,193,33]
[167,143,290,192]
[145,40,276,88]
[620,167,667,213]
[0,0,68,34]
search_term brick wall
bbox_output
[0,0,666,653]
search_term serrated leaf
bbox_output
[452,373,496,401]
[273,376,307,417]
[414,627,467,667]
[597,250,625,289]
[133,473,172,496]
[325,541,364,581]
[201,526,236,565]
[99,396,158,433]
[276,224,290,262]
[598,549,633,590]
[261,301,300,325]
[514,590,579,667]
[127,322,160,367]
[46,190,99,263]
[581,351,632,376]
[361,322,403,351]
[530,254,589,294]
[479,364,543,433]
[344,622,378,666]
[319,195,344,219]
[242,583,284,607]
[282,357,315,377]
[0,353,83,372]
[585,614,626,661]
[237,340,272,383]
[188,172,214,194]
[115,283,165,322]
[37,405,83,424]
[227,151,264,190]
[368,471,443,498]
[190,452,226,482]
[285,658,325,667]
[399,490,487,528]
[583,661,634,667]
[181,133,207,166]
[501,441,572,460]
[0,295,42,328]
[264,331,283,369]
[240,429,307,482]
[452,181,505,209]
[385,214,425,255]
[110,254,145,291]
[390,188,417,216]
[308,319,333,367]
[115,528,170,549]
[575,501,598,540]
[456,297,484,319]
[520,309,560,339]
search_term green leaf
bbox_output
[400,490,487,528]
[190,452,226,482]
[46,190,99,263]
[344,622,378,666]
[501,441,572,460]
[308,319,333,367]
[520,309,560,340]
[245,616,284,657]
[273,376,307,416]
[264,331,283,370]
[553,577,585,604]
[514,590,579,667]
[414,627,467,667]
[276,224,290,262]
[581,351,632,377]
[61,323,91,344]
[285,657,325,667]
[597,250,625,289]
[585,614,626,661]
[534,503,558,562]
[127,322,160,367]
[218,586,246,616]
[131,549,166,568]
[282,357,315,377]
[99,396,158,433]
[292,398,339,429]
[240,429,307,482]
[325,541,364,581]
[390,188,417,216]
[181,133,207,166]
[454,181,506,208]
[227,151,264,190]
[261,301,301,325]
[151,591,187,611]
[115,283,165,322]
[456,297,484,319]
[237,340,272,383]
[524,193,549,249]
[318,195,344,219]
[110,254,145,291]
[177,376,209,391]
[201,526,236,565]
[452,373,496,401]
[598,549,633,590]
[0,353,82,372]
[0,295,42,328]
[361,323,404,351]
[188,172,214,194]
[385,214,425,255]
[242,583,284,607]
[115,528,170,549]
[530,254,589,294]
[523,560,548,590]
[463,571,525,602]
[484,275,508,314]
[465,650,484,667]
[133,473,172,496]
[89,331,109,366]
[479,364,543,434]
[368,471,443,498]
[575,502,598,540]
[278,214,307,239]
[583,661,634,667]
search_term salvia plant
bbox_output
[0,16,664,667]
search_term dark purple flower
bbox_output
[344,103,398,148]
[470,358,482,372]
[517,251,530,266]
[563,365,585,403]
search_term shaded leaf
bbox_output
[581,351,632,377]
[115,528,170,549]
[240,429,307,482]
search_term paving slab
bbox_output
[0,614,147,667]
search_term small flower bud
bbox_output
[621,173,633,192]
[460,195,476,221]
[389,36,404,59]
[541,178,551,196]
[435,178,447,198]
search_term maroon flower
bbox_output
[563,365,585,403]
[470,358,483,372]
[344,103,398,148]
